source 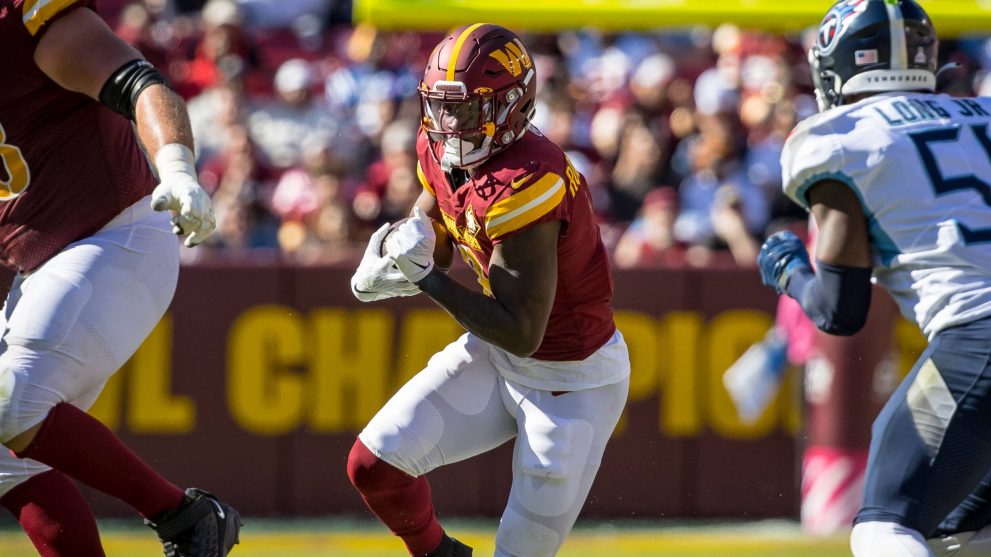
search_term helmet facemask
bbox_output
[420,77,532,171]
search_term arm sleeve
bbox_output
[785,260,873,336]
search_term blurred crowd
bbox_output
[104,0,989,267]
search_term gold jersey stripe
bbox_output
[416,162,435,196]
[446,23,486,81]
[23,0,77,35]
[486,174,565,239]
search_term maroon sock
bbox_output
[347,439,444,556]
[1,470,106,557]
[14,402,185,519]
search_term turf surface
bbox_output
[0,518,852,556]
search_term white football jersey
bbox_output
[782,92,991,338]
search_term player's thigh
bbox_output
[495,375,630,557]
[0,211,177,441]
[358,334,518,477]
[858,317,991,536]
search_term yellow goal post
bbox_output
[353,0,991,38]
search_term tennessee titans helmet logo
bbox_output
[817,0,869,54]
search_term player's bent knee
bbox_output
[347,439,415,495]
[0,363,56,446]
[851,521,931,557]
[518,415,595,517]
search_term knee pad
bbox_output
[851,521,931,557]
[347,439,415,496]
[516,412,595,517]
[0,359,56,444]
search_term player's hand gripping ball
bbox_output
[381,213,453,271]
[385,207,453,283]
[351,223,421,302]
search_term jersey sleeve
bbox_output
[485,164,570,242]
[20,0,94,40]
[781,114,845,210]
[415,131,437,197]
[415,161,435,196]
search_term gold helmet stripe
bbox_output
[447,23,487,82]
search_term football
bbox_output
[378,218,409,255]
[380,216,454,270]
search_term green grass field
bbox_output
[0,518,852,556]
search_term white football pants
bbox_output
[359,332,630,557]
[0,197,178,497]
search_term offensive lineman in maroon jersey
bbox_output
[0,1,240,555]
[347,24,630,557]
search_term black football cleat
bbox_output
[450,537,472,557]
[146,488,242,557]
[426,533,473,557]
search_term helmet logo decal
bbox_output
[855,49,878,65]
[914,47,927,64]
[817,0,869,54]
[488,39,532,77]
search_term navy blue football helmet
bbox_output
[810,0,938,111]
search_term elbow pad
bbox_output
[98,59,170,120]
[785,260,873,336]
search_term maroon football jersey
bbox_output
[417,128,616,361]
[0,0,156,272]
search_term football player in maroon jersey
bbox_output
[0,1,239,556]
[348,24,630,557]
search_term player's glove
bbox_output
[351,223,420,302]
[757,231,812,294]
[385,206,436,284]
[151,144,216,247]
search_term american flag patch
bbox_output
[855,49,878,66]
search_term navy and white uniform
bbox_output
[783,92,991,536]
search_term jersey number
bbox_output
[909,124,991,243]
[0,123,30,201]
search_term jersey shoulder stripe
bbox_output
[416,161,435,196]
[23,0,78,35]
[485,172,565,240]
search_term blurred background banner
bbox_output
[353,0,991,36]
[23,262,923,520]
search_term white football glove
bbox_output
[152,144,216,247]
[351,223,421,302]
[385,206,436,284]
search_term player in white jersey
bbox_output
[757,1,991,556]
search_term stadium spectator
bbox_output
[674,112,769,251]
[247,57,336,168]
[107,0,985,269]
[613,186,687,267]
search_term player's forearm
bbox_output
[786,262,872,336]
[134,85,195,161]
[417,270,544,357]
